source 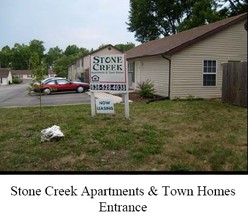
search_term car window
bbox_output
[43,78,55,83]
[43,77,64,83]
[57,79,69,85]
[46,80,56,85]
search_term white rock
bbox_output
[41,125,64,142]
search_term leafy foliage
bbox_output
[222,0,247,16]
[114,42,136,52]
[0,40,134,78]
[30,52,47,116]
[12,76,23,84]
[96,43,135,52]
[127,0,247,43]
[138,79,155,98]
[45,46,63,68]
[127,0,166,43]
[0,46,12,68]
[53,55,77,77]
[0,39,45,70]
[178,0,226,32]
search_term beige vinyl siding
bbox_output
[171,20,247,99]
[138,56,169,97]
[68,64,77,81]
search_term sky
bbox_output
[0,0,139,52]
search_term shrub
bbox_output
[12,76,23,84]
[138,80,155,98]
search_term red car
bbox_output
[34,78,89,94]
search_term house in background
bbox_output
[68,45,124,83]
[11,70,32,80]
[11,69,56,80]
[126,13,247,99]
[75,57,84,82]
[68,61,81,82]
[0,68,12,85]
[48,69,56,78]
[1,69,57,84]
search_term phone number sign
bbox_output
[90,54,127,92]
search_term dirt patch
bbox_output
[115,91,166,103]
[129,92,147,103]
[128,92,167,103]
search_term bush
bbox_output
[138,80,155,98]
[12,76,23,84]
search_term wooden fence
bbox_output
[222,62,247,107]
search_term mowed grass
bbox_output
[0,99,247,171]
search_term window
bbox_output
[128,62,135,83]
[203,60,216,86]
[47,80,56,85]
[57,79,69,85]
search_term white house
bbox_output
[68,45,124,83]
[126,13,247,99]
[0,69,12,85]
[11,70,32,80]
[48,69,56,78]
[68,63,77,81]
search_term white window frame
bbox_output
[202,59,217,87]
[128,62,135,83]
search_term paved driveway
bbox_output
[0,81,91,108]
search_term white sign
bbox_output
[90,54,127,92]
[96,99,115,114]
[90,54,129,118]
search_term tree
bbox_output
[114,42,136,52]
[178,0,226,32]
[0,46,12,68]
[45,46,63,68]
[221,0,247,16]
[30,52,47,117]
[97,44,109,50]
[30,52,43,80]
[127,0,247,43]
[154,0,193,35]
[53,46,89,77]
[53,55,75,77]
[127,0,162,43]
[127,0,190,42]
[0,40,45,70]
[29,39,45,60]
[64,45,85,56]
[11,43,31,70]
[96,43,135,52]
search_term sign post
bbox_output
[123,92,129,118]
[90,91,96,117]
[90,54,129,118]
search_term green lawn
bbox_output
[0,99,247,171]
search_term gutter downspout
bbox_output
[162,54,171,99]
